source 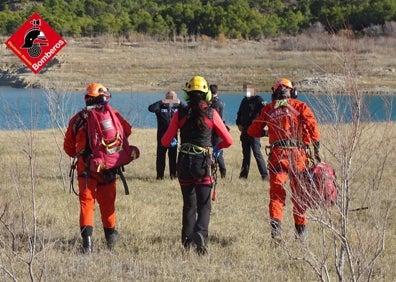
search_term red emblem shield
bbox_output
[5,12,66,74]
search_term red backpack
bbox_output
[85,102,139,172]
[301,162,337,209]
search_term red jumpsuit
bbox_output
[64,109,132,230]
[247,98,320,225]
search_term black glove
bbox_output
[313,141,321,163]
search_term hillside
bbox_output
[1,35,395,94]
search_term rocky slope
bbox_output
[1,37,395,94]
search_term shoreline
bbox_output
[0,84,394,96]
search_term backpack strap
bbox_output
[71,109,91,160]
[72,109,88,135]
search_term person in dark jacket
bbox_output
[148,91,183,179]
[209,84,227,178]
[161,76,233,255]
[235,82,268,180]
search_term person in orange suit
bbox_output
[247,78,321,241]
[161,76,233,255]
[64,83,132,253]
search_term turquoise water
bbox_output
[0,87,395,130]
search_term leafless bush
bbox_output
[363,21,396,37]
[383,21,396,36]
[277,33,395,281]
[43,83,78,192]
[0,123,47,281]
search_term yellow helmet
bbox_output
[273,78,293,92]
[184,76,209,93]
[84,83,111,100]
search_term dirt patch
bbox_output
[1,37,395,94]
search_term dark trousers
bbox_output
[156,144,177,179]
[177,153,212,244]
[216,150,226,176]
[180,185,212,243]
[239,134,268,178]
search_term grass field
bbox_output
[0,118,395,281]
[1,32,395,281]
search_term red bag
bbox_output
[301,162,337,209]
[86,103,139,172]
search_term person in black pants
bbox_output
[161,76,233,255]
[209,84,228,178]
[148,91,183,179]
[235,82,268,180]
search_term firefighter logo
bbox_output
[5,13,66,74]
[21,19,49,58]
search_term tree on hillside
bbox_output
[0,0,395,37]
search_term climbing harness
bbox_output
[210,152,218,201]
[179,143,209,156]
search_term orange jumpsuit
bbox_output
[64,109,132,229]
[247,98,320,225]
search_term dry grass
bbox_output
[1,33,395,281]
[0,121,395,281]
[1,35,396,93]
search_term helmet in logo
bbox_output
[22,28,48,48]
[21,28,49,58]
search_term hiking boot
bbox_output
[270,219,282,241]
[182,237,193,251]
[81,225,93,254]
[220,171,226,178]
[192,232,208,255]
[295,224,308,241]
[262,175,269,181]
[104,228,119,250]
[82,236,92,254]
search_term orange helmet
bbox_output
[272,78,297,100]
[84,83,111,100]
[273,78,293,92]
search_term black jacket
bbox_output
[210,96,225,146]
[236,95,266,134]
[148,100,183,141]
[210,96,224,118]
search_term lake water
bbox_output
[0,87,395,130]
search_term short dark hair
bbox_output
[243,82,253,89]
[209,84,218,94]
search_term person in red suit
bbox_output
[247,78,321,242]
[64,83,132,253]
